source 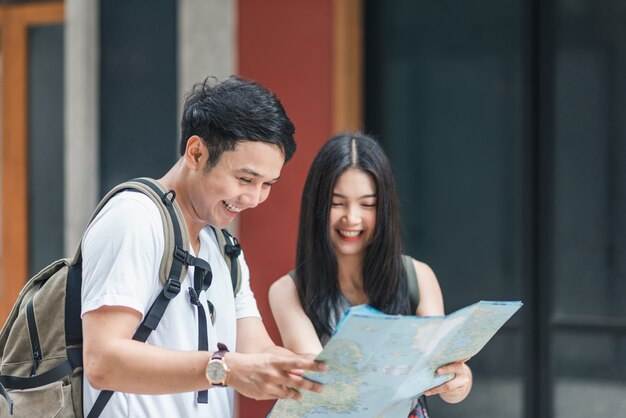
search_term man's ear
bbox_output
[184,135,206,170]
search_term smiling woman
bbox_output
[269,132,473,417]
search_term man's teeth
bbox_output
[223,201,242,212]
[339,230,361,238]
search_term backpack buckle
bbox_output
[225,239,241,258]
[163,278,181,299]
[174,246,193,264]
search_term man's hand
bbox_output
[424,360,472,404]
[223,352,326,400]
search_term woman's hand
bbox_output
[424,360,472,404]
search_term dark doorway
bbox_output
[364,1,626,417]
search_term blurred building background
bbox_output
[0,0,624,417]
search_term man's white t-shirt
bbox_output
[81,191,260,418]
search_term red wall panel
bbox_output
[237,0,333,416]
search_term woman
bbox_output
[269,133,472,416]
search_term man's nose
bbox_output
[242,186,263,208]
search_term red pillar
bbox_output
[237,0,333,416]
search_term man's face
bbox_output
[188,140,285,229]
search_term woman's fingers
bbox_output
[425,360,471,397]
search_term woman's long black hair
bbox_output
[295,133,411,338]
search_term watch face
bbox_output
[207,360,226,384]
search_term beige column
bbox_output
[64,0,100,255]
[178,0,237,233]
[178,0,236,102]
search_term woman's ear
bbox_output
[184,135,206,170]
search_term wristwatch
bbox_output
[206,342,230,387]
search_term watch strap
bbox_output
[212,342,229,360]
[208,342,230,387]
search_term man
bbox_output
[81,76,325,417]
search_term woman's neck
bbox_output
[336,254,368,305]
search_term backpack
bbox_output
[401,254,420,313]
[0,178,242,417]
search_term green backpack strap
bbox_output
[79,177,191,286]
[86,178,213,418]
[211,227,243,295]
[402,255,420,313]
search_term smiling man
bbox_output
[80,76,325,418]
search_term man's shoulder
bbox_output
[97,191,161,222]
[84,190,164,246]
[108,189,162,211]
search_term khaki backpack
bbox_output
[0,178,242,417]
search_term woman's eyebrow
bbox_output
[332,193,377,198]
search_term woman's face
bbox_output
[329,168,378,258]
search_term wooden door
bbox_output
[0,2,63,325]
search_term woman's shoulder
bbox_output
[402,255,436,279]
[403,255,443,316]
[269,272,298,298]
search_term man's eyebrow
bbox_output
[240,167,261,177]
[240,167,280,182]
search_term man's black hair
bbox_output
[180,76,296,169]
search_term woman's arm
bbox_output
[269,275,324,356]
[412,259,473,404]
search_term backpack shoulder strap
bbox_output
[68,177,192,353]
[211,227,242,295]
[76,177,190,287]
[86,178,203,418]
[402,255,420,314]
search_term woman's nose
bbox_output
[344,206,360,224]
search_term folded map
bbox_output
[270,300,522,418]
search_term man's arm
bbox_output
[83,306,325,400]
[236,316,293,355]
[83,306,212,394]
[223,316,327,399]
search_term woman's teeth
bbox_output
[339,230,361,238]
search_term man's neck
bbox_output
[158,160,204,251]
